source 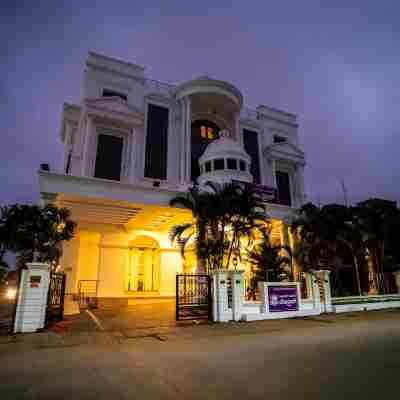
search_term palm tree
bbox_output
[169,182,269,273]
[246,227,292,299]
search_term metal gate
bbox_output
[45,272,66,326]
[176,274,212,321]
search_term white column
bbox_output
[14,263,51,333]
[81,116,93,176]
[185,97,192,183]
[179,99,186,184]
[228,270,245,321]
[212,270,231,322]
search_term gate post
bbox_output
[212,270,230,322]
[14,263,50,333]
[313,270,333,313]
[228,270,245,321]
[310,273,321,312]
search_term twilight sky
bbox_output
[1,0,399,206]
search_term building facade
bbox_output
[38,52,306,304]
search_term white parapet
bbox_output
[14,263,50,333]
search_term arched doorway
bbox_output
[191,119,220,182]
[126,236,160,293]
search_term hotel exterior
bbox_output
[38,52,306,305]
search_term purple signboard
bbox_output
[267,285,298,312]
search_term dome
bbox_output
[197,130,253,186]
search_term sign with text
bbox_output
[267,285,298,312]
[232,180,277,202]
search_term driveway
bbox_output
[57,299,208,333]
[1,310,399,399]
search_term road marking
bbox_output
[86,309,105,331]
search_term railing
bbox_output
[144,78,176,96]
[78,280,99,309]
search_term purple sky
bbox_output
[1,0,399,206]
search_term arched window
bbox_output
[191,120,220,182]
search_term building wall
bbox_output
[60,52,305,208]
[63,222,183,299]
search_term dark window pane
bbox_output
[102,89,127,101]
[274,135,286,143]
[239,160,246,171]
[205,161,212,172]
[214,159,224,170]
[243,129,261,184]
[145,104,169,180]
[227,159,237,170]
[191,120,220,181]
[65,151,72,174]
[94,134,123,181]
[276,171,292,206]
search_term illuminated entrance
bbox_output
[126,236,160,293]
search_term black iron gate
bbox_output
[45,272,66,326]
[176,274,212,321]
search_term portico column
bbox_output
[185,97,192,182]
[179,99,186,184]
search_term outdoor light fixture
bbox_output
[6,288,16,299]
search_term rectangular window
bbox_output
[145,104,169,180]
[214,159,224,170]
[239,160,246,171]
[227,159,237,170]
[276,171,292,206]
[205,161,212,172]
[102,89,127,101]
[274,135,287,143]
[243,129,261,184]
[94,134,124,181]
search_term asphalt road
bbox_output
[0,311,399,399]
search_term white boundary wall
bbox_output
[333,294,400,313]
[212,270,332,322]
[242,280,322,321]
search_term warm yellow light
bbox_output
[6,288,16,299]
[201,126,207,138]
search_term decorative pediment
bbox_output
[264,142,305,164]
[84,97,144,125]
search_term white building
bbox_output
[38,52,306,306]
